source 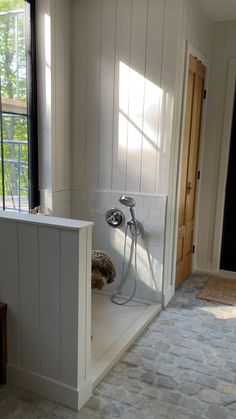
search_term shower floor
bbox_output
[91,292,161,387]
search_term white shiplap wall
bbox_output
[37,0,71,215]
[53,0,71,192]
[182,0,212,58]
[70,0,212,303]
[71,0,183,303]
[71,0,181,196]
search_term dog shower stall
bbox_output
[74,192,163,386]
[0,205,163,411]
[70,0,170,391]
[4,0,175,410]
[89,194,163,387]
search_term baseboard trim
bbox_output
[163,285,174,307]
[7,364,92,411]
[195,269,236,280]
[218,270,236,279]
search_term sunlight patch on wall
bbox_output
[118,61,163,151]
[117,61,174,194]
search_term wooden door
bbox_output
[176,56,206,288]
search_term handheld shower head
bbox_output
[119,195,137,225]
[119,195,135,208]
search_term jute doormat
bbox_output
[197,276,236,306]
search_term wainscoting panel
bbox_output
[60,229,79,387]
[18,223,40,373]
[39,226,61,380]
[0,212,93,410]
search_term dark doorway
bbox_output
[220,86,236,271]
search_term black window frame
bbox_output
[26,0,39,211]
[0,0,39,212]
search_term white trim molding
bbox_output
[0,213,93,411]
[7,365,92,411]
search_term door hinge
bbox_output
[192,245,195,254]
[203,89,207,99]
[197,170,200,180]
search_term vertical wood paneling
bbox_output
[182,0,192,41]
[51,0,56,191]
[98,0,116,190]
[36,0,52,192]
[39,227,60,379]
[85,226,92,381]
[72,0,88,189]
[54,0,65,190]
[72,0,211,196]
[126,0,148,192]
[64,2,71,189]
[45,0,71,192]
[145,0,164,86]
[0,221,19,365]
[18,223,40,373]
[60,229,79,386]
[156,0,181,195]
[162,0,181,96]
[86,0,102,189]
[191,0,197,48]
[141,0,164,193]
[112,0,132,191]
[0,214,92,400]
[78,228,87,386]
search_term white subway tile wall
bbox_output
[40,190,71,218]
[72,189,166,303]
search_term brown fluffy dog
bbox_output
[91,250,116,290]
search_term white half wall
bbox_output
[0,211,92,410]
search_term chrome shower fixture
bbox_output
[119,195,135,207]
[106,208,125,228]
[111,195,143,306]
[119,195,142,236]
[119,195,136,224]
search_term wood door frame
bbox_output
[212,59,236,278]
[162,40,209,306]
[176,56,206,287]
[178,44,209,274]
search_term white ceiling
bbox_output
[198,0,236,22]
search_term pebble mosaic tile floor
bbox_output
[1,274,236,418]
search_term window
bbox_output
[0,0,38,212]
